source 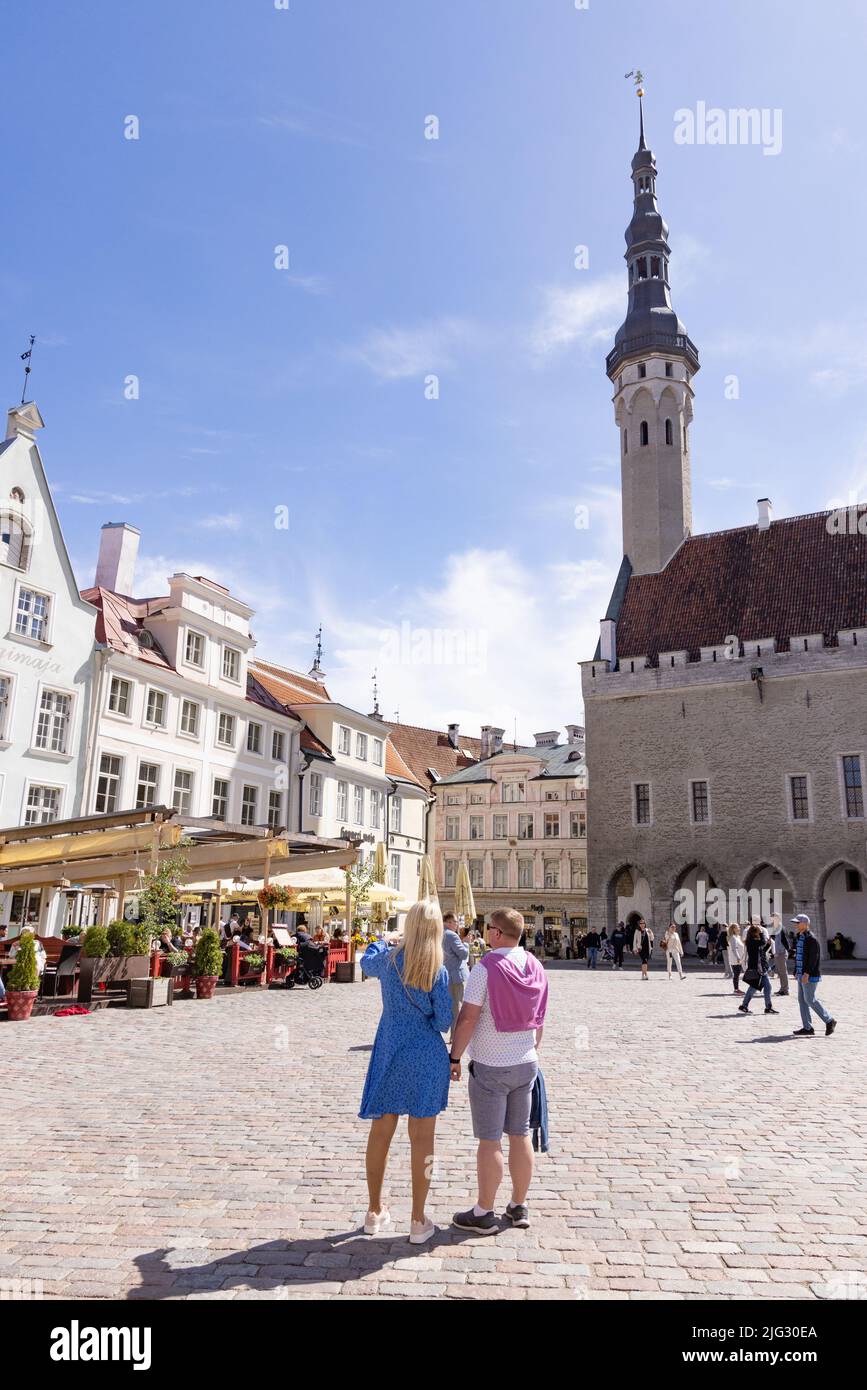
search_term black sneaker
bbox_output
[825,1019,837,1037]
[793,1027,815,1036]
[737,1004,749,1013]
[452,1207,499,1235]
[764,1007,779,1014]
[504,1203,530,1229]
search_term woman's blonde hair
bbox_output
[399,898,444,993]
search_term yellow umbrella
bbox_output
[454,861,476,926]
[373,841,388,884]
[418,855,438,905]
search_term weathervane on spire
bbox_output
[19,335,35,405]
[624,69,645,97]
[371,668,380,717]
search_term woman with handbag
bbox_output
[358,899,452,1244]
[737,924,779,1016]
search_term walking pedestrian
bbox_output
[792,914,837,1038]
[584,928,601,970]
[449,908,548,1235]
[771,915,790,996]
[358,900,452,1245]
[442,911,470,1039]
[695,925,709,961]
[661,923,685,979]
[737,924,779,1016]
[611,920,628,970]
[727,923,745,994]
[718,923,732,978]
[633,918,654,980]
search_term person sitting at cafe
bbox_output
[158,928,183,953]
[8,931,48,975]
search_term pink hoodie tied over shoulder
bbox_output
[479,951,548,1032]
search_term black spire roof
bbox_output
[607,96,699,379]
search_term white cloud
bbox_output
[348,317,477,381]
[530,275,624,357]
[196,512,243,532]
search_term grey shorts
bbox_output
[467,1060,538,1142]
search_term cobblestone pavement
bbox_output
[2,961,866,1301]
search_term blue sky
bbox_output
[4,0,866,734]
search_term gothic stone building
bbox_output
[581,100,867,956]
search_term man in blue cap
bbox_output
[791,914,837,1038]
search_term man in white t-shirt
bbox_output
[448,908,547,1235]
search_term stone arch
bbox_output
[670,861,722,952]
[741,861,796,923]
[603,861,653,937]
[814,859,866,959]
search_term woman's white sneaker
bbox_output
[409,1218,436,1245]
[363,1208,392,1236]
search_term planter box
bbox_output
[78,954,151,1004]
[129,977,173,1008]
[333,961,356,984]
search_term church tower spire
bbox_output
[607,88,700,576]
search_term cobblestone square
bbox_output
[3,962,865,1301]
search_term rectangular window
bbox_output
[108,676,132,716]
[15,587,50,642]
[570,810,586,838]
[445,816,459,841]
[517,813,534,840]
[136,762,160,809]
[502,781,525,803]
[842,755,864,819]
[446,794,460,805]
[309,772,322,816]
[518,858,533,889]
[789,775,810,821]
[0,675,11,741]
[389,854,401,891]
[240,785,258,826]
[469,815,483,840]
[338,726,350,755]
[544,812,560,839]
[247,721,262,755]
[444,859,457,888]
[470,793,484,805]
[95,754,122,814]
[212,778,229,821]
[272,730,285,762]
[390,796,402,832]
[691,780,710,824]
[336,780,348,822]
[217,712,236,748]
[222,646,241,681]
[845,869,862,893]
[571,859,587,890]
[185,630,205,668]
[180,699,200,737]
[173,769,193,816]
[356,733,368,760]
[353,785,364,825]
[492,814,508,839]
[268,791,282,830]
[493,859,508,889]
[372,738,383,766]
[544,861,560,890]
[25,783,61,825]
[34,689,71,754]
[634,782,651,825]
[145,689,167,727]
[468,860,483,889]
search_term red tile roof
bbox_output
[386,722,482,793]
[385,739,424,788]
[250,659,331,704]
[614,510,867,665]
[301,726,333,758]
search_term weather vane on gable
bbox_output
[625,69,645,97]
[20,335,35,405]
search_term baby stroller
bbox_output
[286,939,327,990]
[600,939,616,967]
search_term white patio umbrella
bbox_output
[418,854,439,905]
[454,861,476,927]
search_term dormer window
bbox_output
[1,512,32,572]
[185,630,205,668]
[222,646,241,682]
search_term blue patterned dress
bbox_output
[358,941,452,1119]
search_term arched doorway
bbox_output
[743,863,795,922]
[672,863,718,954]
[607,864,652,935]
[818,862,866,959]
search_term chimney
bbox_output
[447,722,460,749]
[533,731,560,749]
[479,725,492,760]
[566,724,585,748]
[490,726,506,755]
[599,618,617,666]
[95,522,140,594]
[757,497,772,531]
[6,401,45,442]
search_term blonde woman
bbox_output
[358,899,452,1245]
[662,922,685,979]
[727,923,746,995]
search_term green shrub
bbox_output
[165,950,189,969]
[128,923,154,956]
[194,927,222,978]
[244,953,264,971]
[82,925,110,958]
[107,920,135,956]
[8,932,39,992]
[61,925,82,939]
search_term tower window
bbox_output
[665,362,673,378]
[623,429,628,454]
[650,256,661,278]
[683,424,688,451]
[665,418,673,446]
[637,258,648,280]
[637,363,646,379]
[640,421,649,447]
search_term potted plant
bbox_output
[193,927,223,999]
[78,920,154,1002]
[61,924,82,941]
[5,931,40,1020]
[240,951,264,980]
